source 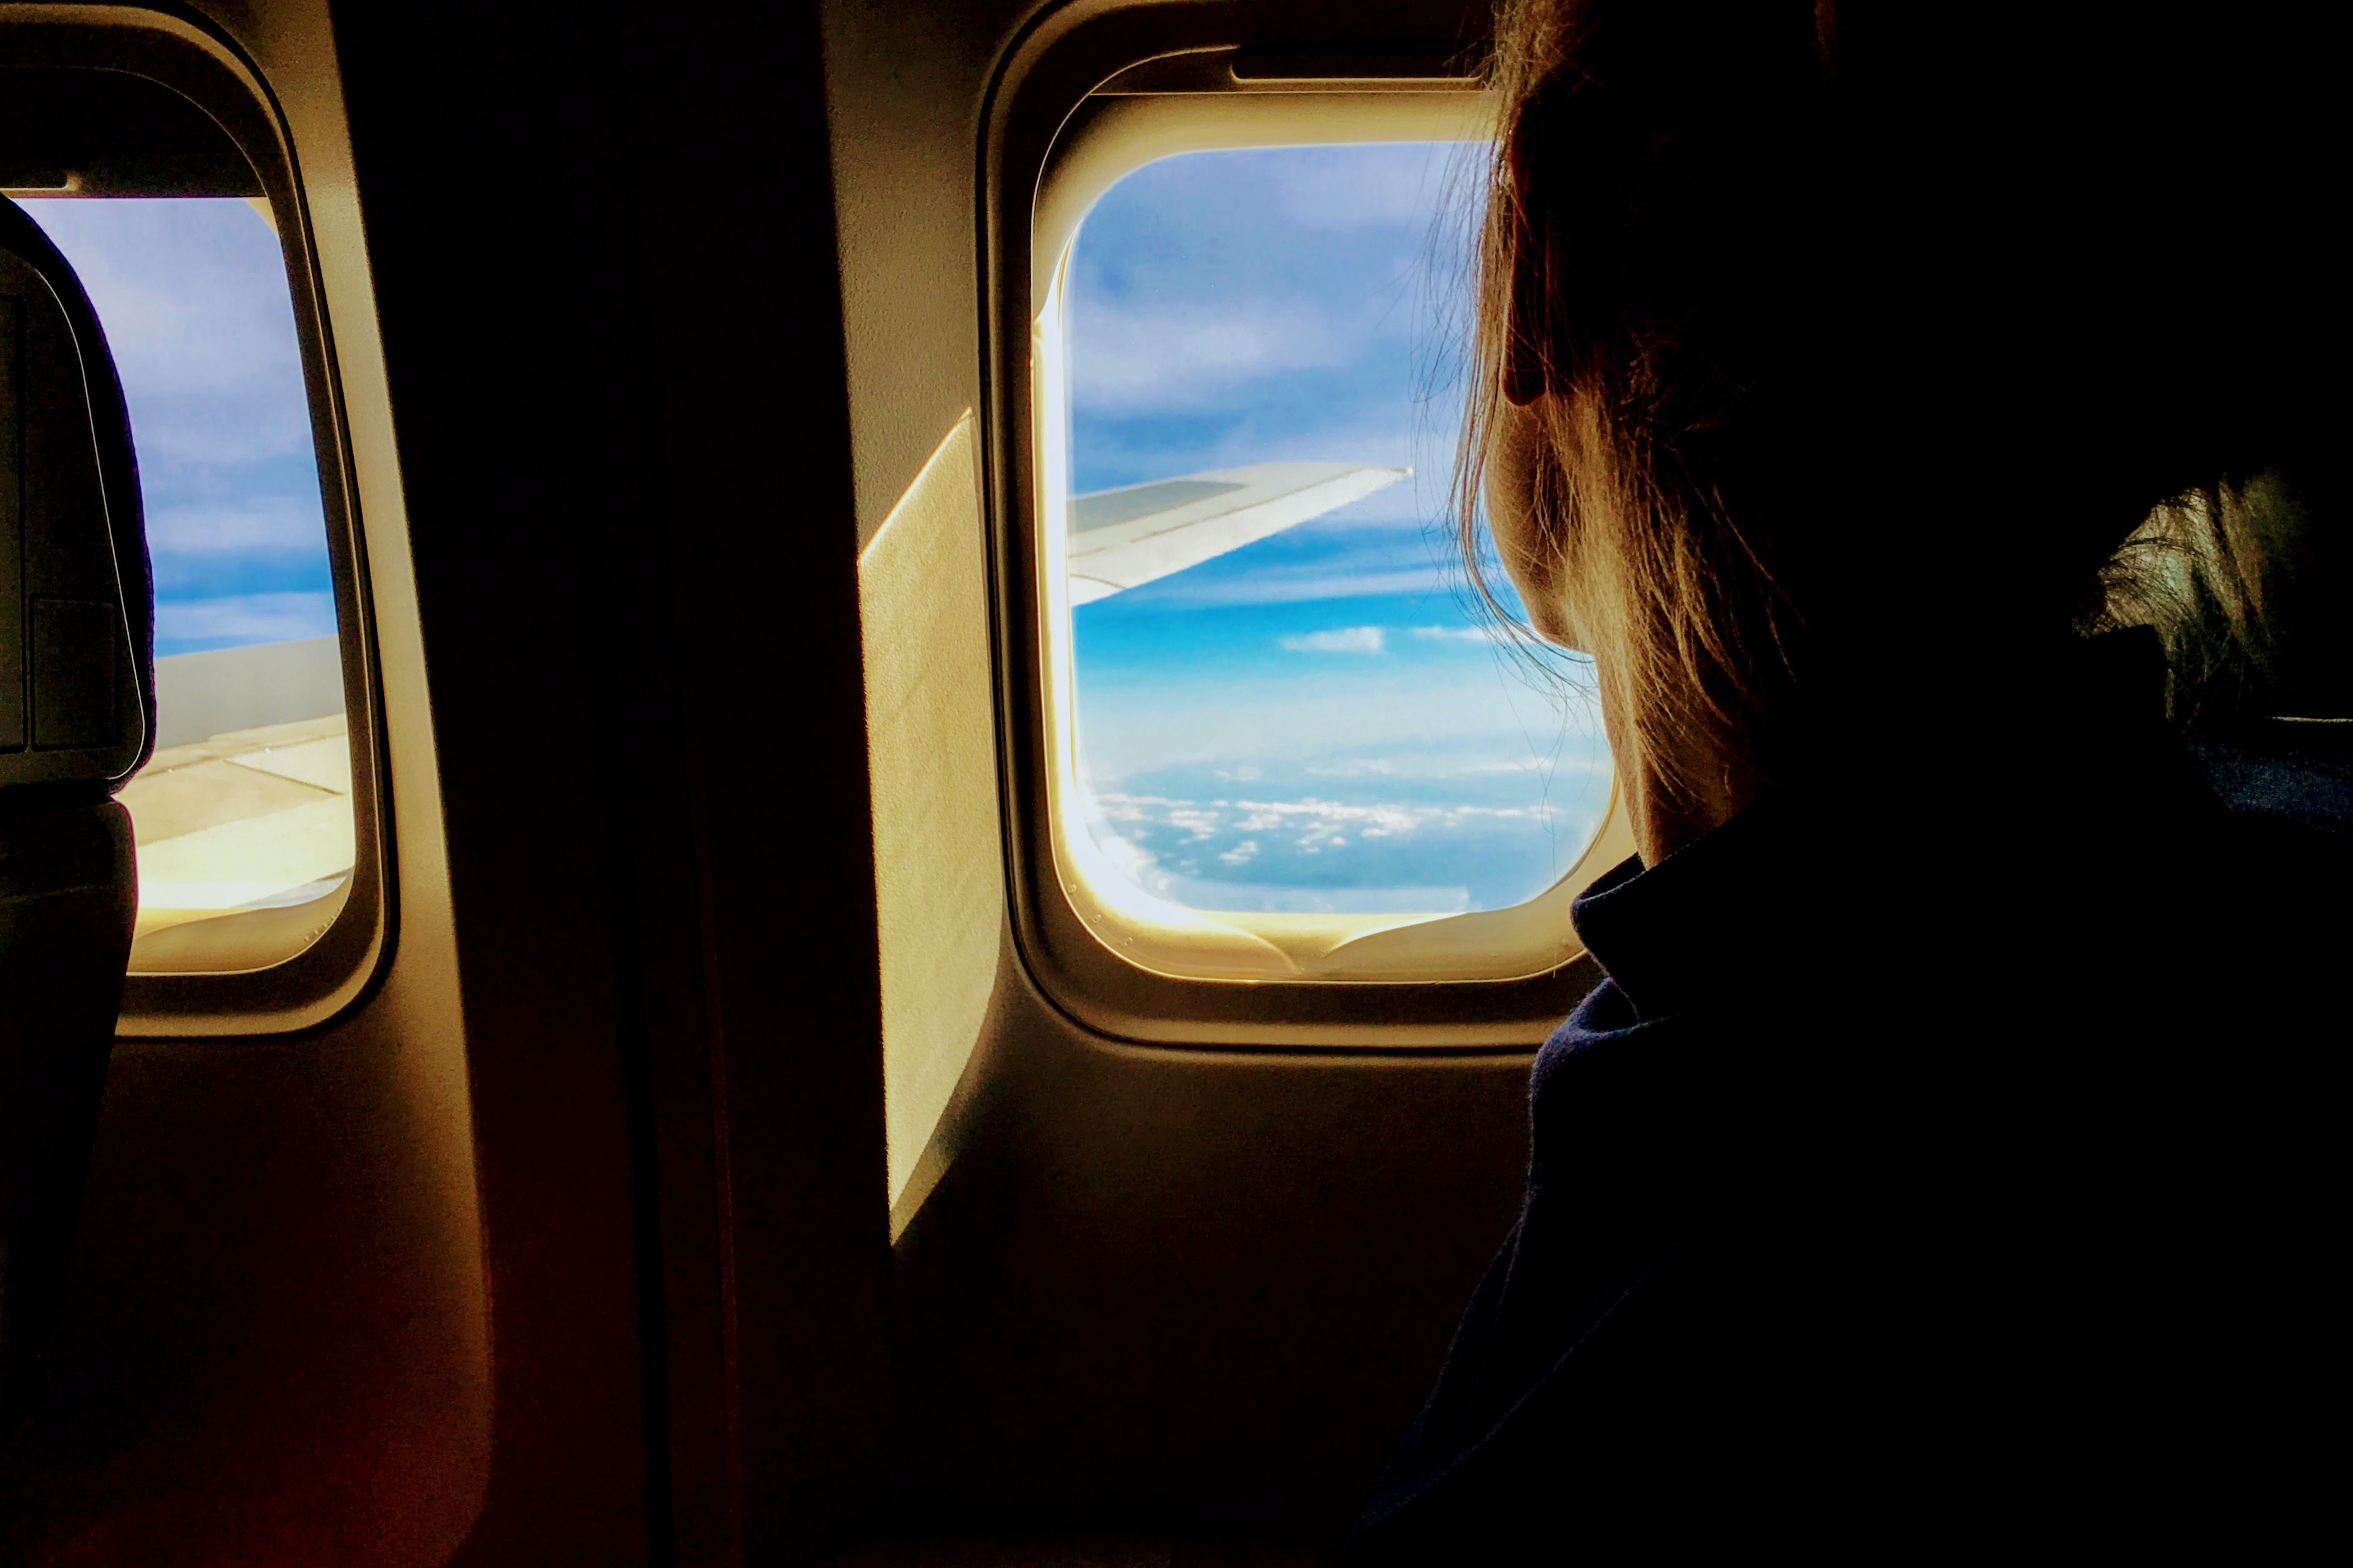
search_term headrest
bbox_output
[0,195,153,804]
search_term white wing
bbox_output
[121,637,354,938]
[1068,460,1408,604]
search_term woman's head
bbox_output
[1462,0,2336,827]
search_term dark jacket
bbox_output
[1352,647,2344,1560]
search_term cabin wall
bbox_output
[822,0,1536,1549]
[15,0,885,1559]
[322,0,896,1559]
[4,2,493,1562]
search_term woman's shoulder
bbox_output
[1529,974,1730,1136]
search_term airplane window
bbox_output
[16,197,351,962]
[1060,143,1611,919]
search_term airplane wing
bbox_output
[119,709,355,939]
[1068,460,1408,604]
[119,638,355,940]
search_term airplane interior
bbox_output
[0,0,2341,1563]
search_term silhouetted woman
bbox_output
[1351,1,2345,1556]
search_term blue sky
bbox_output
[22,198,335,658]
[1065,145,1611,914]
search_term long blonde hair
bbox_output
[1456,0,1829,813]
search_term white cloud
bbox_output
[1085,792,1183,823]
[1412,623,1495,644]
[1166,807,1222,841]
[1218,840,1260,865]
[1461,757,1560,774]
[147,496,328,555]
[1149,566,1452,607]
[1072,299,1351,412]
[1279,626,1386,654]
[1107,791,1534,853]
[128,400,316,466]
[1273,143,1477,230]
[24,200,319,465]
[1299,752,1608,782]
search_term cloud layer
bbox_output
[1078,743,1611,915]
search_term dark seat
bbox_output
[0,195,154,1433]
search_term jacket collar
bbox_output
[1568,794,1836,1023]
[1567,628,2186,1024]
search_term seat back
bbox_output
[0,194,153,1432]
